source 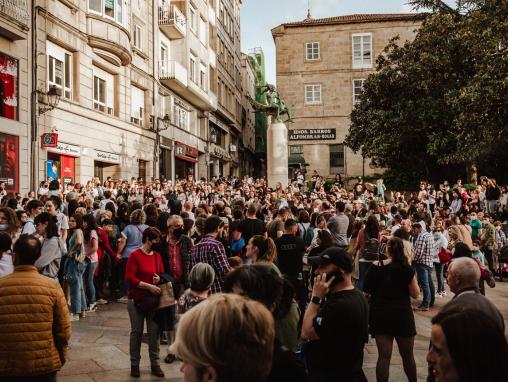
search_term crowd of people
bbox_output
[0,173,507,382]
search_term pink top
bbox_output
[85,229,99,263]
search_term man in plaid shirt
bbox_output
[412,222,435,311]
[188,216,231,294]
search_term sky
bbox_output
[240,0,455,84]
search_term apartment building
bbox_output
[240,52,255,176]
[209,0,242,177]
[0,1,30,194]
[272,14,422,178]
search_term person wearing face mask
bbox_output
[0,207,20,241]
[33,212,64,281]
[304,247,369,382]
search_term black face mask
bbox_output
[173,228,184,238]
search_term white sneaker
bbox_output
[117,296,129,304]
[96,298,108,305]
[70,313,80,322]
[437,292,443,298]
[441,291,447,297]
[87,303,97,312]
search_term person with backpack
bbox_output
[297,210,313,247]
[356,215,381,290]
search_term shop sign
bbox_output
[47,142,81,157]
[175,142,198,158]
[0,133,19,192]
[288,128,336,141]
[41,132,58,148]
[94,149,120,164]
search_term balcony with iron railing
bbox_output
[0,0,29,40]
[159,4,186,40]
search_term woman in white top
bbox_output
[432,219,449,297]
[34,212,63,280]
[0,232,13,277]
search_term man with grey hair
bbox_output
[444,257,504,330]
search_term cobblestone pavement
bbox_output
[60,281,508,382]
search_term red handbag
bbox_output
[439,248,452,264]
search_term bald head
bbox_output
[447,257,480,294]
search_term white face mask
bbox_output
[0,224,8,231]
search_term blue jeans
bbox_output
[434,262,445,293]
[415,263,435,307]
[67,260,87,314]
[356,261,372,291]
[85,260,98,306]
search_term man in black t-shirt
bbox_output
[237,204,266,244]
[303,247,369,382]
[275,218,306,309]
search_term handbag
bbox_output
[439,248,452,264]
[133,253,161,314]
[158,281,176,309]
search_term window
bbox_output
[353,79,365,105]
[330,144,345,173]
[290,145,303,155]
[305,84,321,104]
[131,86,145,126]
[47,41,72,99]
[88,0,124,25]
[160,43,168,75]
[172,103,189,130]
[199,63,207,91]
[189,5,197,33]
[189,54,196,83]
[199,17,207,45]
[93,67,114,115]
[0,53,18,120]
[133,24,142,50]
[159,95,171,118]
[352,33,372,68]
[306,42,320,60]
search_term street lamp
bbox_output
[151,114,172,180]
[210,128,218,144]
[39,85,61,115]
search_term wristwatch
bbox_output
[310,296,322,305]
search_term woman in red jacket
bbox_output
[125,227,165,379]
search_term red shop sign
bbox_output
[41,133,58,148]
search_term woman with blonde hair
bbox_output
[170,293,275,382]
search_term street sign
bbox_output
[41,132,58,148]
[288,128,336,141]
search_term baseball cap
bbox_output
[308,247,353,273]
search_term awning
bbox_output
[288,155,307,166]
[175,155,198,163]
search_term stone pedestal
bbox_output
[267,120,288,188]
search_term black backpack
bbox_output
[363,232,380,261]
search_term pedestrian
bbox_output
[304,247,369,382]
[65,213,87,321]
[34,212,63,280]
[170,293,275,382]
[364,237,420,382]
[0,231,13,277]
[0,234,71,381]
[412,222,436,311]
[125,227,165,378]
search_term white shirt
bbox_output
[0,253,14,277]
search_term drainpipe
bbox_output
[30,0,38,192]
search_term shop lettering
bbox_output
[289,129,337,141]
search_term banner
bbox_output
[0,133,19,192]
[47,160,58,181]
[0,53,18,120]
[61,155,75,184]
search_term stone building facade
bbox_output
[272,14,422,178]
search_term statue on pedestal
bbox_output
[248,85,291,188]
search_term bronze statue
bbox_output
[248,84,292,123]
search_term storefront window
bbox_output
[0,133,19,192]
[0,53,18,120]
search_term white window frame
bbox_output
[189,54,197,83]
[352,79,365,105]
[199,63,207,91]
[159,94,171,118]
[352,33,372,69]
[47,41,72,100]
[304,84,321,105]
[199,17,207,46]
[133,24,142,50]
[93,67,114,115]
[306,42,320,60]
[130,85,145,126]
[172,103,189,130]
[189,4,197,33]
[88,0,125,26]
